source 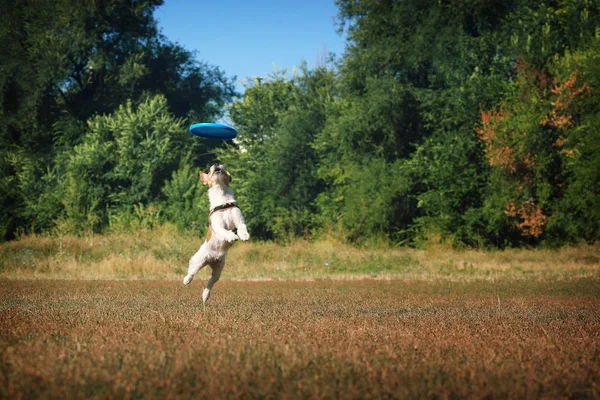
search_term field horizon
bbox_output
[0,226,598,282]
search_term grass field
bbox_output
[1,230,599,398]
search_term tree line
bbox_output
[2,0,599,247]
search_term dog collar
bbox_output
[209,202,238,215]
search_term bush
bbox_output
[57,95,192,233]
[161,163,208,234]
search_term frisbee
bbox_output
[189,123,237,139]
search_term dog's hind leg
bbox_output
[183,244,210,285]
[202,258,225,303]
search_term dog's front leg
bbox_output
[236,223,250,241]
[232,208,250,241]
[211,216,238,242]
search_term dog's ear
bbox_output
[226,171,232,184]
[200,170,211,187]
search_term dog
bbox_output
[183,163,250,303]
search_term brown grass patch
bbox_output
[0,227,598,281]
[1,279,599,398]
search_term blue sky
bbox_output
[154,0,347,94]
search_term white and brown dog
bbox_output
[183,163,250,303]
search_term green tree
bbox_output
[318,0,515,244]
[324,0,600,246]
[161,162,208,234]
[0,0,235,239]
[58,95,190,233]
[476,36,600,245]
[220,66,336,240]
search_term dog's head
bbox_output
[200,164,232,188]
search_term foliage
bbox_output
[547,35,600,243]
[0,0,234,240]
[161,163,209,234]
[473,45,599,245]
[320,0,600,247]
[1,0,600,247]
[219,66,336,240]
[57,95,193,233]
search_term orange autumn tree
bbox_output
[477,59,590,239]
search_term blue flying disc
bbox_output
[189,123,237,139]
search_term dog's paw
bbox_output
[224,232,239,243]
[238,231,250,241]
[183,275,194,285]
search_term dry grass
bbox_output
[1,279,599,399]
[0,226,598,281]
[1,229,599,398]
